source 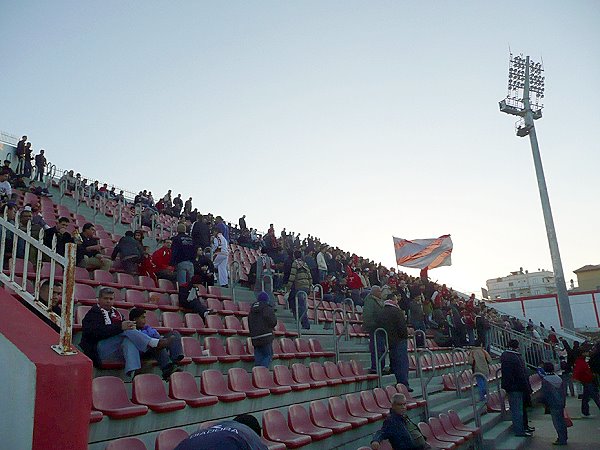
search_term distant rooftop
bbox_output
[573,264,600,274]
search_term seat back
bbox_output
[163,312,185,328]
[74,283,96,301]
[323,361,343,379]
[200,369,229,395]
[181,336,203,358]
[144,310,162,328]
[373,388,392,408]
[309,362,327,381]
[228,367,253,391]
[252,366,276,389]
[155,428,189,450]
[132,374,170,404]
[139,276,157,290]
[279,338,296,354]
[206,315,225,331]
[184,313,205,330]
[125,289,146,305]
[225,337,248,356]
[222,300,239,312]
[75,305,92,324]
[224,315,243,332]
[205,336,227,357]
[92,376,134,410]
[337,361,355,378]
[169,371,201,400]
[106,437,147,450]
[295,338,311,353]
[291,363,312,383]
[207,298,223,311]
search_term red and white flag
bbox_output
[393,235,453,270]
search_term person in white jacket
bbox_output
[316,246,328,282]
[211,229,229,287]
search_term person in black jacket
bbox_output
[248,291,277,368]
[191,215,211,252]
[501,340,534,437]
[111,231,143,274]
[193,247,215,287]
[43,217,74,256]
[380,295,411,390]
[171,223,195,284]
[80,288,170,377]
[178,276,210,318]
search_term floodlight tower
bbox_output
[499,54,574,330]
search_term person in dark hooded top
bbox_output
[248,291,277,368]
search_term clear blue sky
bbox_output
[1,1,599,295]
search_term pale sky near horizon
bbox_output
[1,1,599,295]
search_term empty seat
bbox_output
[168,371,219,407]
[273,365,310,391]
[276,321,297,337]
[74,305,92,332]
[206,315,237,336]
[158,278,177,293]
[328,397,368,428]
[309,400,352,434]
[324,361,356,383]
[125,289,158,310]
[224,315,249,335]
[162,312,196,335]
[438,413,473,439]
[281,338,308,358]
[272,339,292,360]
[228,368,270,398]
[184,313,217,335]
[237,301,251,316]
[155,428,189,450]
[288,404,334,441]
[396,383,426,408]
[74,283,98,306]
[132,374,186,413]
[208,286,232,300]
[262,409,312,448]
[345,393,383,422]
[205,336,240,362]
[200,370,246,402]
[225,337,254,362]
[138,275,158,291]
[252,366,292,395]
[222,299,242,316]
[207,298,230,314]
[294,338,317,357]
[351,360,378,380]
[309,362,342,386]
[105,437,147,450]
[428,417,465,445]
[338,360,367,381]
[291,363,327,388]
[448,410,480,435]
[181,337,218,365]
[92,376,148,419]
[116,273,140,289]
[417,422,456,449]
[144,310,172,334]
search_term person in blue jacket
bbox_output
[370,393,430,449]
[174,414,267,450]
[538,362,568,446]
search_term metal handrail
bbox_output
[374,327,389,389]
[488,322,557,368]
[413,329,427,352]
[451,347,468,398]
[332,313,350,363]
[0,210,77,355]
[495,367,506,416]
[313,298,323,325]
[261,274,273,292]
[343,297,355,317]
[313,283,324,304]
[295,290,309,337]
[469,371,487,450]
[334,307,350,340]
[417,348,436,418]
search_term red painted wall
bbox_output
[0,291,92,450]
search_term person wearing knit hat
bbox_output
[248,291,277,368]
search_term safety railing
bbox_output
[416,348,436,418]
[332,312,350,363]
[0,210,77,355]
[468,371,487,450]
[261,274,273,293]
[342,297,355,317]
[451,347,468,398]
[488,322,557,368]
[413,329,427,352]
[294,290,309,337]
[374,327,389,389]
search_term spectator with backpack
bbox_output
[285,250,311,330]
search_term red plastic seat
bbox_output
[208,286,232,300]
[116,273,139,290]
[262,409,312,448]
[92,376,148,419]
[252,366,293,395]
[132,374,186,413]
[144,310,172,334]
[350,360,378,380]
[181,337,218,365]
[396,383,426,408]
[428,417,465,444]
[291,363,327,388]
[261,438,286,450]
[324,361,356,383]
[90,410,104,423]
[273,365,310,391]
[168,371,218,407]
[74,305,92,332]
[448,410,480,435]
[345,393,383,422]
[221,299,241,316]
[125,289,158,310]
[105,437,147,450]
[338,360,367,381]
[373,387,393,410]
[158,278,176,293]
[294,338,317,357]
[207,298,229,314]
[228,367,270,398]
[206,315,237,336]
[281,338,309,358]
[288,404,334,441]
[138,275,159,291]
[40,262,64,279]
[277,321,298,337]
[200,369,246,402]
[272,339,292,360]
[155,428,189,450]
[184,313,217,335]
[418,422,456,449]
[74,283,98,306]
[309,362,342,386]
[309,400,352,433]
[162,312,195,335]
[225,337,254,362]
[439,413,473,439]
[205,336,240,362]
[328,397,368,428]
[224,315,249,336]
[237,301,251,316]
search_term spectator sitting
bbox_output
[178,276,210,318]
[2,160,16,182]
[248,291,278,368]
[152,239,177,282]
[79,288,171,378]
[174,414,268,450]
[370,393,430,449]
[29,203,50,230]
[28,181,52,197]
[0,170,12,204]
[128,307,183,380]
[39,280,63,316]
[43,216,75,256]
[76,223,112,271]
[16,206,43,259]
[0,203,17,263]
[193,247,215,287]
[139,246,158,284]
[111,230,143,275]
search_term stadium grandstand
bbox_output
[0,132,598,450]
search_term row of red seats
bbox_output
[410,352,470,372]
[441,364,502,391]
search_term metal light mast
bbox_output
[499,53,574,330]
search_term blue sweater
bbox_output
[174,421,267,450]
[372,411,427,449]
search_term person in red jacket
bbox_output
[152,239,176,281]
[573,349,600,417]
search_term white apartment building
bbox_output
[485,268,556,300]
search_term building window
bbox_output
[533,290,540,295]
[509,282,514,287]
[510,293,516,298]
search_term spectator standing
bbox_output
[363,286,386,374]
[239,214,247,231]
[183,197,193,216]
[15,135,27,174]
[380,294,411,391]
[173,194,183,216]
[34,149,46,181]
[254,248,274,293]
[573,347,600,417]
[469,342,492,401]
[212,228,229,287]
[170,223,195,284]
[23,142,33,178]
[111,231,143,275]
[285,250,312,330]
[501,339,534,437]
[248,291,277,368]
[316,246,328,282]
[538,362,568,446]
[410,295,426,343]
[191,214,211,251]
[215,216,229,242]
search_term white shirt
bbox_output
[316,252,328,271]
[212,233,229,255]
[0,180,12,198]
